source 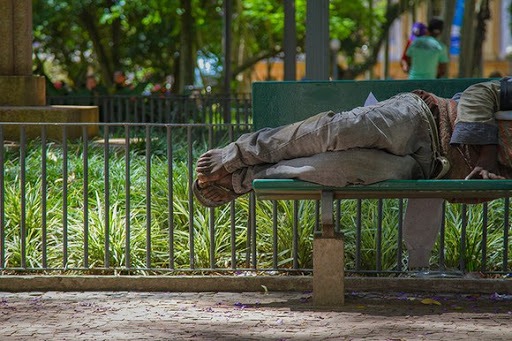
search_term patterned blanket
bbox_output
[412,90,512,180]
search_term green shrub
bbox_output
[1,136,510,274]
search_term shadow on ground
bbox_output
[245,291,512,316]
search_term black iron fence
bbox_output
[0,121,510,276]
[48,93,252,125]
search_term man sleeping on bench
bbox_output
[194,78,511,204]
[193,78,512,270]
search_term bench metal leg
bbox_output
[313,191,345,306]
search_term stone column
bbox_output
[0,0,33,75]
[0,0,99,140]
[0,0,45,106]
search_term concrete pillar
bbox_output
[0,0,46,106]
[0,0,99,140]
[0,0,33,76]
[313,191,345,306]
[313,235,345,306]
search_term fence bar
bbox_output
[355,199,362,270]
[20,126,26,268]
[230,198,236,270]
[187,126,195,269]
[335,200,341,232]
[503,198,510,272]
[250,193,257,269]
[134,98,140,122]
[62,126,69,268]
[209,204,216,269]
[225,125,237,271]
[376,200,383,272]
[396,199,404,272]
[207,120,216,269]
[167,125,175,270]
[145,125,152,268]
[459,204,468,272]
[315,201,320,235]
[272,200,278,269]
[82,126,89,268]
[104,126,110,268]
[124,98,130,122]
[439,202,446,271]
[481,202,488,273]
[292,200,299,269]
[41,126,48,268]
[124,125,131,269]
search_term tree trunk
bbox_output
[78,8,113,88]
[472,0,491,77]
[108,0,122,77]
[178,0,195,94]
[440,0,456,57]
[459,0,476,77]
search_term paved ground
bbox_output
[0,290,511,340]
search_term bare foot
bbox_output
[215,173,234,191]
[193,173,238,207]
[200,185,233,203]
[197,173,234,191]
[196,149,229,183]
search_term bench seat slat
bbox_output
[253,179,512,200]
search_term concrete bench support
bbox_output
[313,235,345,306]
[313,191,344,306]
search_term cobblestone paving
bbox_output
[0,291,511,340]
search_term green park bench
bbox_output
[251,78,512,306]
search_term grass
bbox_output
[0,133,510,275]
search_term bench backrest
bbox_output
[252,78,491,130]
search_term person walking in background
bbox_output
[405,18,449,79]
[400,22,427,73]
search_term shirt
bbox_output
[406,36,449,79]
[450,80,512,169]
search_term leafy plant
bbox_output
[1,135,510,275]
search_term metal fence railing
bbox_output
[48,93,253,125]
[0,121,510,276]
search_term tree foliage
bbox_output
[33,0,427,93]
[33,0,189,91]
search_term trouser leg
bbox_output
[222,93,434,179]
[403,198,444,269]
[231,148,424,194]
